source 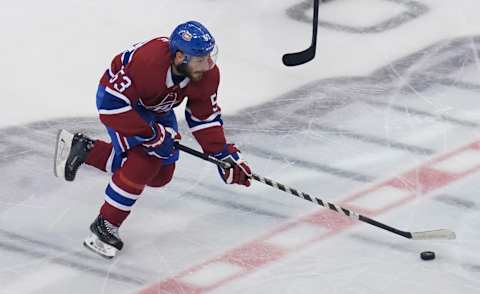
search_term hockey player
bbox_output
[53,21,252,258]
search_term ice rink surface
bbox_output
[1,0,480,293]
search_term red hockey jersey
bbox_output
[97,37,226,153]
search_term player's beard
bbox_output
[176,63,204,82]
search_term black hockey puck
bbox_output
[420,251,435,260]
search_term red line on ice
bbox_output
[139,140,480,294]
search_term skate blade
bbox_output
[83,234,118,259]
[53,129,74,178]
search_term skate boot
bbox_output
[54,129,94,181]
[83,215,123,259]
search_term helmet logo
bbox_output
[181,31,192,42]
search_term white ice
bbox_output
[1,0,480,293]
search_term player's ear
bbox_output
[174,51,185,65]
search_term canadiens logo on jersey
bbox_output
[140,92,178,113]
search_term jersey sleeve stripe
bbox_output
[189,121,222,133]
[185,109,223,132]
[98,95,129,110]
[185,107,221,122]
[105,86,132,105]
[105,148,115,173]
[97,86,132,114]
[127,50,135,64]
[114,132,128,153]
[146,150,170,159]
[121,50,133,66]
[98,106,132,115]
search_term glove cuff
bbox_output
[212,144,240,160]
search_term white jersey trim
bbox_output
[106,149,115,173]
[179,76,190,88]
[186,107,221,122]
[190,121,222,133]
[146,151,169,159]
[98,106,132,115]
[105,86,132,105]
[166,66,174,88]
[166,66,190,89]
[115,132,126,153]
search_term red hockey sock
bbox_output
[98,146,164,227]
[85,140,112,172]
[100,201,130,226]
[100,170,144,226]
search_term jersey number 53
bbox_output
[109,67,132,93]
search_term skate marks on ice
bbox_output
[287,0,428,34]
[360,98,479,128]
[435,194,478,211]
[139,36,480,293]
[351,233,480,278]
[227,34,480,162]
[0,35,479,292]
[299,123,435,155]
[240,144,374,182]
[0,33,478,228]
[0,123,294,288]
[174,175,290,219]
[138,137,480,294]
[0,228,150,286]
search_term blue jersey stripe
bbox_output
[122,50,132,65]
[185,110,223,129]
[96,86,130,111]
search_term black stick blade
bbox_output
[282,47,316,66]
[282,0,319,66]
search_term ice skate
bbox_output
[83,215,123,259]
[53,129,94,181]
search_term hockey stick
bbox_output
[175,143,456,240]
[282,0,320,66]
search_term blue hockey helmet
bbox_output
[169,21,216,61]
